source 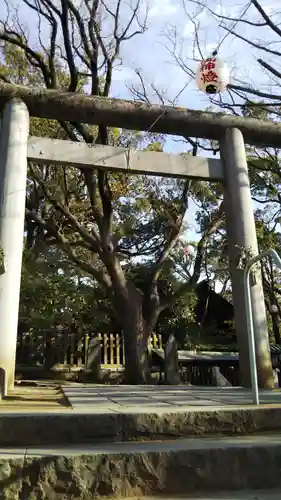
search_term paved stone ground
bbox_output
[1,433,281,457]
[1,383,281,414]
[63,384,281,412]
[0,382,70,412]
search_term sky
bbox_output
[7,0,279,119]
[2,0,280,241]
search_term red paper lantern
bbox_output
[196,56,229,94]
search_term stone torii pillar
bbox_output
[0,99,29,396]
[221,128,274,389]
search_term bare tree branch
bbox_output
[220,25,281,57]
[257,58,281,80]
[252,0,281,38]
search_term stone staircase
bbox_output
[1,384,281,498]
[1,434,281,498]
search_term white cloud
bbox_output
[148,0,179,19]
[112,65,134,82]
[262,2,277,15]
[183,9,210,38]
[214,4,226,16]
[183,20,195,38]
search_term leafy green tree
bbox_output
[0,1,225,383]
[19,247,103,335]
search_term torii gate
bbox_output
[0,83,280,396]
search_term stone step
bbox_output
[146,494,281,500]
[1,435,281,498]
[1,404,281,446]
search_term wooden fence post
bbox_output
[103,333,108,366]
[109,334,113,366]
[84,334,89,367]
[116,333,121,367]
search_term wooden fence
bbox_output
[16,332,163,369]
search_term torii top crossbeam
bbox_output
[0,82,281,148]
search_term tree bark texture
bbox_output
[114,282,151,384]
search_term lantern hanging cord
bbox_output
[87,106,167,171]
[124,108,166,170]
[211,1,251,56]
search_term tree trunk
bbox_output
[114,282,151,384]
[122,318,150,384]
[267,288,281,344]
[272,313,281,344]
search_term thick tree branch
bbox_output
[0,31,52,87]
[150,180,190,284]
[25,208,111,288]
[68,0,99,94]
[228,84,281,101]
[60,0,78,92]
[30,165,101,250]
[191,204,224,286]
[252,0,281,38]
[160,201,225,311]
[257,59,281,80]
